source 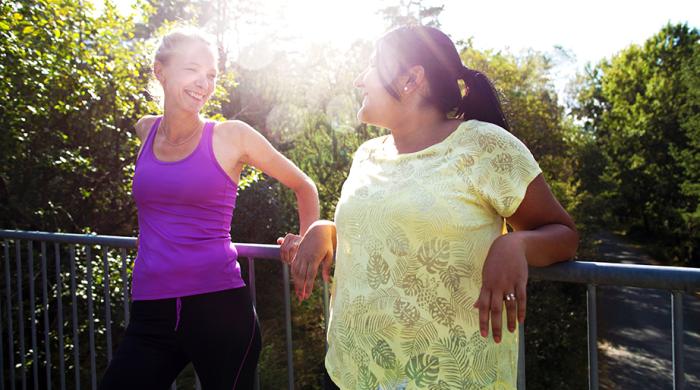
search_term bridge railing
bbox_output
[0,229,699,390]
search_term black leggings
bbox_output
[99,287,261,390]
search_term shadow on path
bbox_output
[591,231,700,389]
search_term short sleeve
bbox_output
[471,122,542,217]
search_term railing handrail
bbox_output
[530,260,700,293]
[2,229,699,292]
[0,229,281,260]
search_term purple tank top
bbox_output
[131,117,244,300]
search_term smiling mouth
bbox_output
[186,90,205,101]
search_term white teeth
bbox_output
[186,90,204,100]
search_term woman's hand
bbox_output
[290,221,336,301]
[473,234,528,343]
[277,233,302,265]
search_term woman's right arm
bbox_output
[290,220,337,301]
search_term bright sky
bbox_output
[111,0,699,94]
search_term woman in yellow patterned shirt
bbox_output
[283,25,579,389]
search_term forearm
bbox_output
[506,223,579,267]
[294,180,320,234]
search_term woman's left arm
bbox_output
[475,174,578,343]
[233,121,320,261]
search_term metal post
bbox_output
[587,284,598,390]
[323,281,329,351]
[15,241,26,390]
[247,257,259,390]
[672,291,685,390]
[4,240,15,390]
[119,249,129,327]
[102,247,113,362]
[283,265,294,390]
[41,242,52,390]
[69,246,80,390]
[27,242,38,390]
[54,243,66,390]
[0,242,5,390]
[247,258,257,307]
[86,246,97,390]
[518,323,526,389]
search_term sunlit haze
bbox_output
[109,0,698,97]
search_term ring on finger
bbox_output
[504,292,516,302]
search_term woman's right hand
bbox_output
[290,221,336,301]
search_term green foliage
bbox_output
[572,23,700,264]
[0,0,154,234]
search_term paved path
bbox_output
[592,231,700,389]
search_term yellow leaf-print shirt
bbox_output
[326,120,542,389]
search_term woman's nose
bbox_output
[353,72,365,88]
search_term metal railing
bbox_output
[0,229,699,390]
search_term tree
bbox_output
[0,0,155,234]
[378,0,445,30]
[572,23,700,264]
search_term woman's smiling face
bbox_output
[157,40,218,113]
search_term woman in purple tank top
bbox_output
[99,28,319,390]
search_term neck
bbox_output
[388,109,455,154]
[161,107,203,141]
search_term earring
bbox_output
[404,86,409,91]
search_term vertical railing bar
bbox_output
[282,264,294,390]
[323,281,329,352]
[27,241,39,390]
[0,242,5,390]
[671,291,685,390]
[69,246,80,390]
[246,258,259,390]
[247,258,257,307]
[518,323,526,389]
[86,246,97,390]
[53,242,66,390]
[587,284,598,390]
[119,249,129,327]
[4,239,14,390]
[54,243,66,390]
[102,246,113,362]
[41,242,52,390]
[15,240,27,390]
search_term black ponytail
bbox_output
[456,67,509,130]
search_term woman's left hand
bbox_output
[473,233,528,343]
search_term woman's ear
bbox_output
[402,65,426,94]
[154,61,165,84]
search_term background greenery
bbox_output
[0,0,697,388]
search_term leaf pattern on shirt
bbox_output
[372,339,398,369]
[368,253,391,289]
[405,353,440,387]
[415,238,450,273]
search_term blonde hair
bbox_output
[153,27,219,66]
[148,27,219,105]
